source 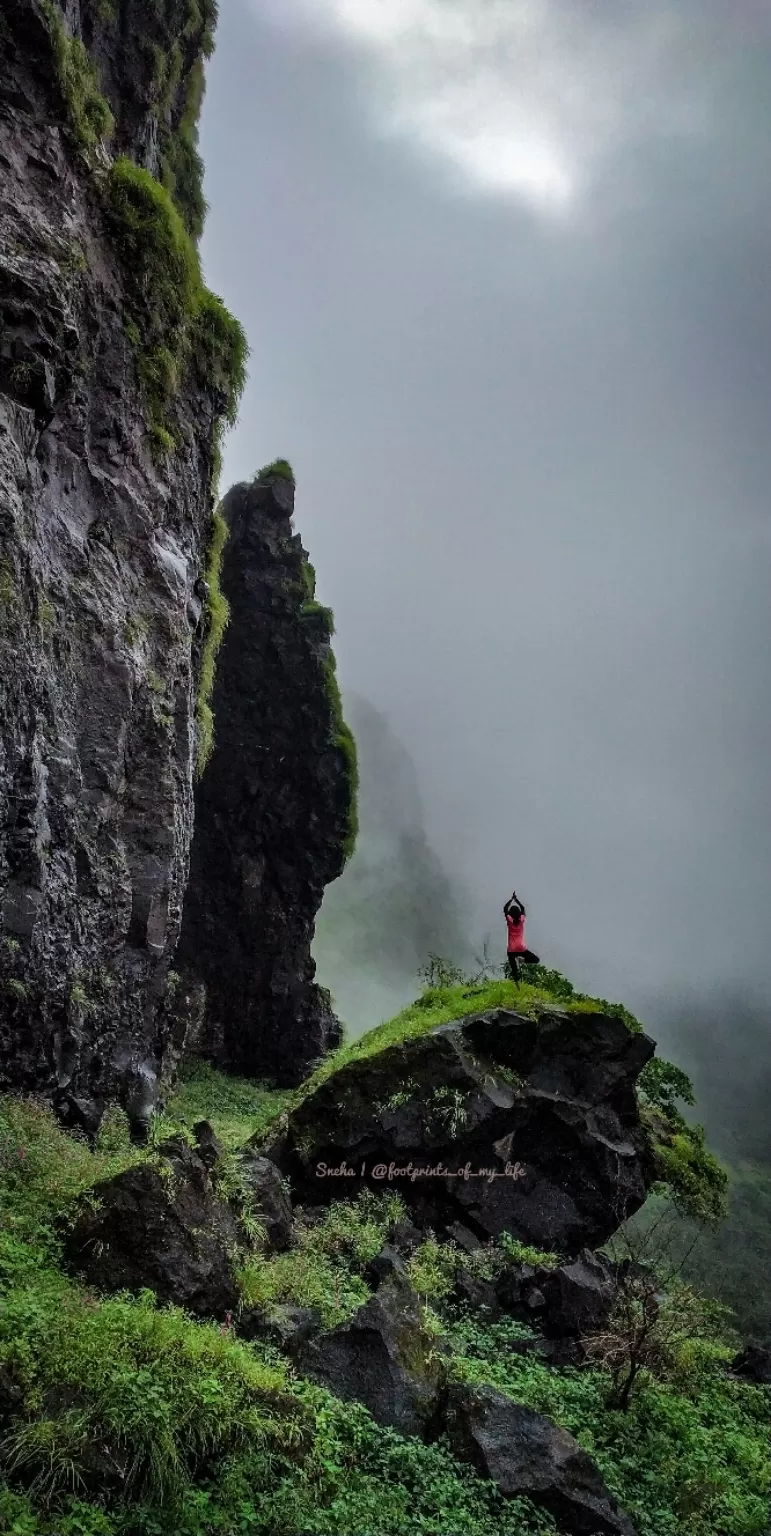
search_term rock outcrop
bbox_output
[63,1135,240,1317]
[260,1009,656,1253]
[296,1270,445,1436]
[442,1383,637,1535]
[0,0,233,1136]
[176,472,356,1085]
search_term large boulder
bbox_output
[442,1383,637,1535]
[63,1136,239,1317]
[260,1009,656,1255]
[296,1272,445,1437]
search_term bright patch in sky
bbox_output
[261,0,713,213]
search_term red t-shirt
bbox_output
[506,912,526,953]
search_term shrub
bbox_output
[193,289,248,426]
[238,1191,405,1327]
[638,1058,728,1224]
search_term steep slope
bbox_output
[176,467,357,1085]
[0,0,242,1136]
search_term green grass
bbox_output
[446,1314,771,1536]
[0,1096,556,1536]
[195,509,230,778]
[41,0,115,152]
[238,1191,405,1328]
[294,971,640,1099]
[162,1058,291,1149]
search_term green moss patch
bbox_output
[295,970,641,1101]
[255,458,295,483]
[195,507,230,778]
[41,0,115,152]
[324,650,359,863]
[105,158,247,453]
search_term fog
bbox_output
[198,1,771,1076]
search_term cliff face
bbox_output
[176,472,355,1085]
[0,0,232,1136]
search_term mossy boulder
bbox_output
[295,1269,445,1437]
[63,1135,240,1316]
[259,1009,657,1254]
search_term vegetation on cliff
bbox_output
[195,508,230,777]
[106,157,247,455]
[42,0,115,151]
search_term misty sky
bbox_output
[199,0,771,1025]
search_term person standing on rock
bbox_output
[504,891,539,984]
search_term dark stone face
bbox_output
[176,478,351,1085]
[0,0,220,1135]
[258,1009,657,1255]
[62,1138,240,1318]
[442,1384,638,1535]
[295,1272,445,1438]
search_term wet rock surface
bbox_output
[176,474,353,1085]
[731,1342,771,1385]
[442,1383,638,1535]
[296,1271,445,1437]
[62,1137,240,1316]
[497,1249,618,1338]
[260,1009,656,1254]
[0,0,219,1136]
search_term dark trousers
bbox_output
[507,950,539,983]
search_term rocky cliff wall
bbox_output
[0,0,239,1136]
[176,470,357,1086]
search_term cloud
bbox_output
[257,0,718,212]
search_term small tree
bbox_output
[586,1211,734,1410]
[417,954,467,989]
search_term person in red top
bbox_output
[504,891,539,985]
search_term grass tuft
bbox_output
[41,0,115,152]
[195,508,230,778]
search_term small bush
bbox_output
[638,1058,728,1224]
[238,1191,405,1327]
[255,458,294,483]
[193,289,248,426]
